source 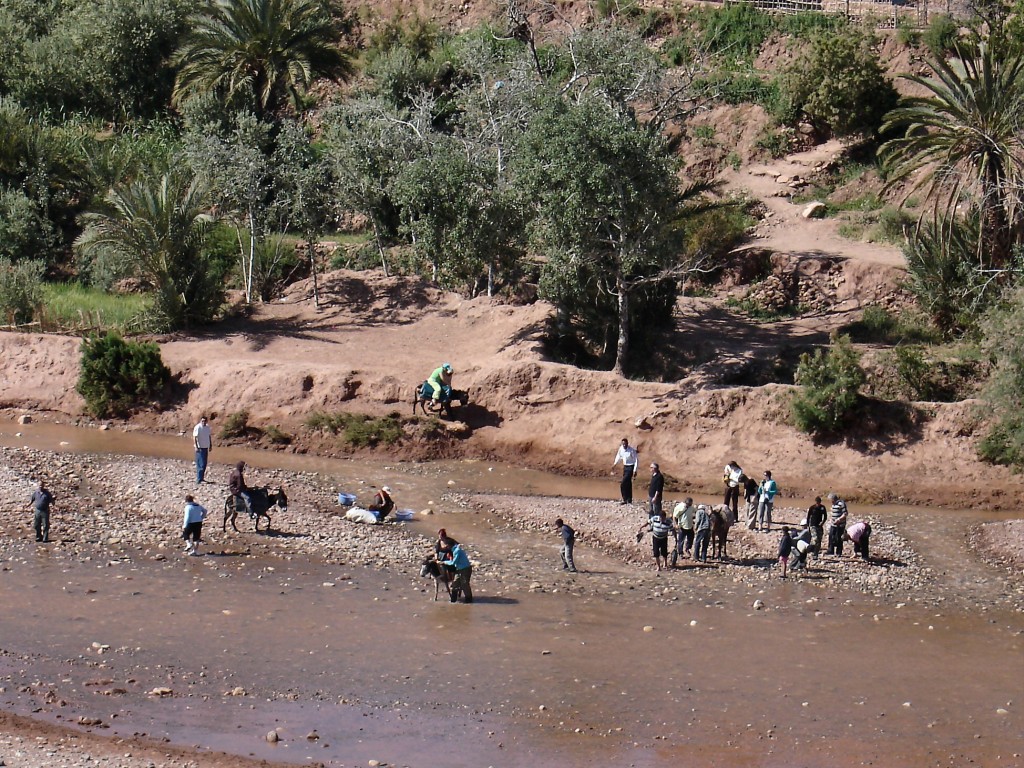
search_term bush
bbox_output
[922,15,960,58]
[305,411,405,447]
[977,286,1024,468]
[262,425,291,445]
[692,3,774,63]
[0,257,44,325]
[840,305,941,345]
[792,335,866,433]
[776,29,898,139]
[219,411,251,439]
[0,188,59,265]
[76,332,171,418]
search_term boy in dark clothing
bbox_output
[806,496,828,558]
[777,527,793,578]
[555,518,577,572]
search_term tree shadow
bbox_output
[810,399,926,457]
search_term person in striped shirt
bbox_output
[638,510,675,571]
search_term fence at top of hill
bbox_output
[722,0,971,28]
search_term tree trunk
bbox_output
[487,262,495,297]
[308,240,320,310]
[246,209,256,304]
[613,271,629,376]
[371,215,389,277]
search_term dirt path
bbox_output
[722,139,907,268]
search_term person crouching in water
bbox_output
[368,486,394,522]
[182,494,207,556]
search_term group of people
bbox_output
[608,441,876,574]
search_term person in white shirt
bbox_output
[612,438,639,504]
[723,460,744,521]
[182,494,207,556]
[193,415,212,485]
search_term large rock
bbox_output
[802,202,827,219]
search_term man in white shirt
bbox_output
[193,415,212,485]
[612,438,639,504]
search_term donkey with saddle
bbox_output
[223,486,287,533]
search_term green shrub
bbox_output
[977,286,1024,468]
[754,127,792,159]
[76,332,170,418]
[0,188,59,265]
[922,14,960,57]
[263,425,291,445]
[792,335,866,433]
[219,410,250,439]
[778,11,846,39]
[692,3,774,63]
[776,29,898,139]
[0,257,44,325]
[304,410,405,447]
[840,305,942,345]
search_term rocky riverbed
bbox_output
[2,444,1023,768]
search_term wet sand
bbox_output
[0,421,1022,767]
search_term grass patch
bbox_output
[219,410,251,440]
[262,425,292,445]
[726,295,802,322]
[39,283,153,333]
[840,305,942,345]
[305,410,405,447]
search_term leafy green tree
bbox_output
[0,187,59,264]
[792,335,867,434]
[172,0,356,117]
[514,95,700,375]
[1,0,192,120]
[977,285,1024,467]
[880,37,1024,272]
[74,166,222,329]
[390,133,524,295]
[777,29,898,140]
[76,332,171,418]
[322,97,425,276]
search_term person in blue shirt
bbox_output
[757,470,779,532]
[439,540,473,603]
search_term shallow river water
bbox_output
[0,421,1021,767]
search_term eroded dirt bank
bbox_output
[2,267,1023,512]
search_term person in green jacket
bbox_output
[425,363,454,406]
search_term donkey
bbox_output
[709,504,733,560]
[223,486,287,533]
[419,556,452,601]
[412,383,470,417]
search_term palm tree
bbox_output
[879,38,1024,271]
[172,0,355,116]
[75,167,222,330]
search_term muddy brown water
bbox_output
[0,421,1022,767]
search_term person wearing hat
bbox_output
[426,363,455,408]
[368,485,395,522]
